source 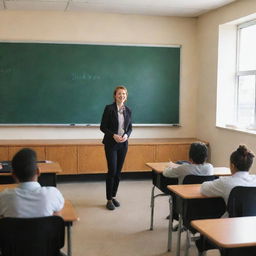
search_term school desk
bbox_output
[146,162,230,230]
[167,184,226,256]
[0,184,78,256]
[0,161,62,186]
[58,200,79,256]
[191,216,256,256]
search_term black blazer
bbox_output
[100,103,132,146]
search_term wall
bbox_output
[0,11,197,139]
[197,0,256,170]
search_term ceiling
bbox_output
[0,0,237,17]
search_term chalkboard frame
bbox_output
[0,41,181,126]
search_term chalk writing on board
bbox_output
[0,68,12,74]
[71,72,100,81]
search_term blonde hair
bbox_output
[113,86,128,101]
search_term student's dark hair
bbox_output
[11,148,38,182]
[230,145,255,172]
[189,142,208,164]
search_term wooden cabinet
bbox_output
[78,145,107,174]
[155,144,190,162]
[0,147,8,161]
[124,145,155,172]
[46,146,77,175]
[0,138,205,175]
[8,146,46,161]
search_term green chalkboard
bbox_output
[0,42,180,125]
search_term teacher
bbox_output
[100,86,132,210]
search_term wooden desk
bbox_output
[168,184,225,256]
[192,216,256,248]
[191,217,256,255]
[146,162,230,232]
[38,162,62,174]
[0,162,62,186]
[58,200,79,256]
[146,162,231,176]
[168,184,210,199]
[0,184,78,256]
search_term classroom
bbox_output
[0,0,256,255]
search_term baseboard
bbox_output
[57,171,152,183]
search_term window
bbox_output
[236,21,256,128]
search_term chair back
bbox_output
[183,174,219,184]
[227,186,256,217]
[0,215,65,256]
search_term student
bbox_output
[163,142,213,184]
[196,145,256,254]
[201,144,256,204]
[0,148,64,218]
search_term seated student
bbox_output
[201,145,256,205]
[0,148,64,218]
[163,142,213,184]
[197,145,256,254]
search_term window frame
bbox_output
[235,20,256,127]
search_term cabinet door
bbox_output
[155,144,190,162]
[78,145,107,174]
[46,146,77,175]
[8,146,46,161]
[0,147,8,161]
[124,145,155,172]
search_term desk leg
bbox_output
[220,248,227,256]
[67,223,72,256]
[176,214,182,256]
[167,195,173,251]
[184,230,190,256]
[150,185,156,230]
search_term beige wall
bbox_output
[0,11,197,139]
[4,3,256,170]
[197,0,256,170]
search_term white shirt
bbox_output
[0,182,64,218]
[117,104,125,136]
[163,162,214,184]
[201,171,256,204]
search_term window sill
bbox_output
[216,124,256,135]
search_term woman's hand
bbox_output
[120,134,128,143]
[113,134,128,143]
[113,134,123,143]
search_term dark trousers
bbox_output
[104,142,128,200]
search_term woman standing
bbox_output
[100,86,132,210]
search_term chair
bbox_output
[224,186,256,256]
[183,174,219,185]
[181,175,225,256]
[0,215,65,256]
[227,186,256,217]
[197,186,256,256]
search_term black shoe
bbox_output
[106,201,115,210]
[112,198,120,207]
